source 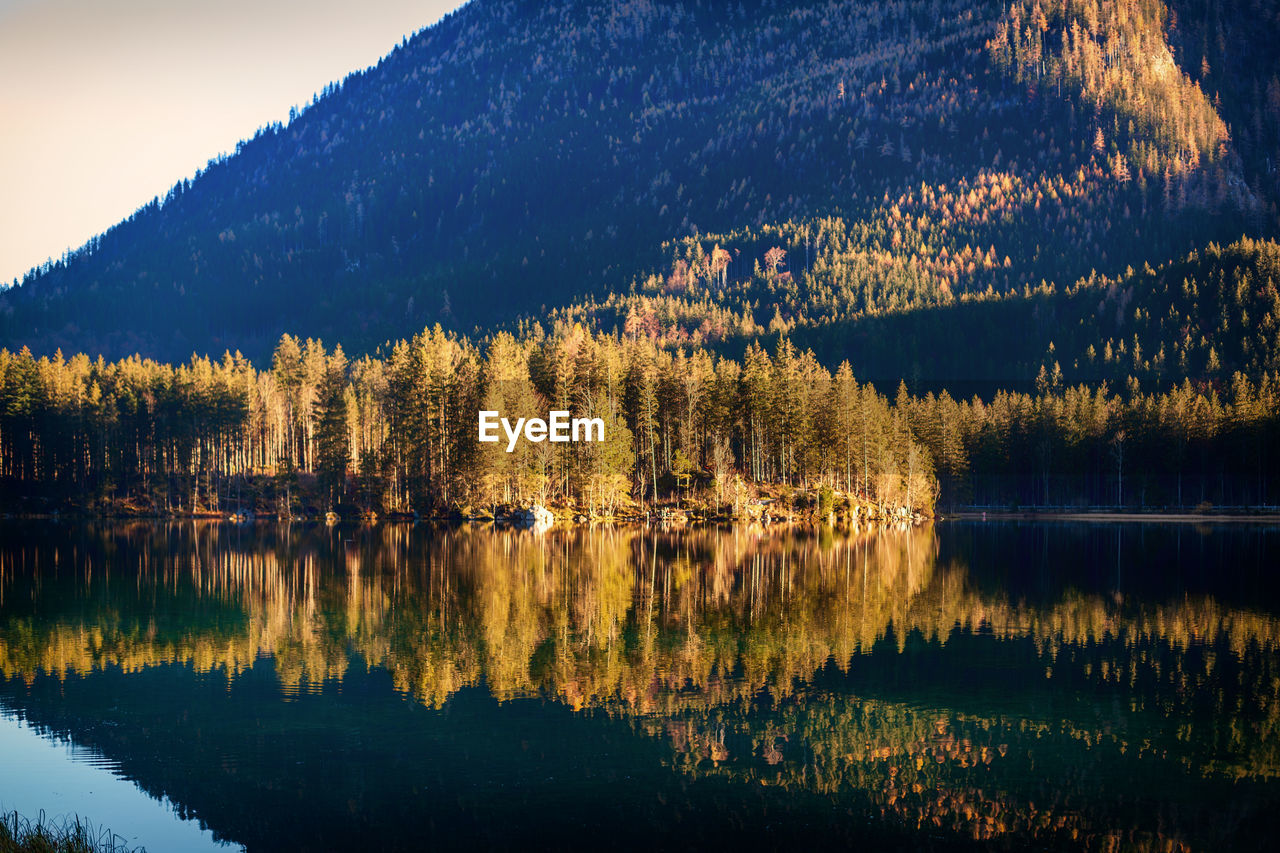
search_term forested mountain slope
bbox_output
[0,0,1274,371]
[556,232,1280,391]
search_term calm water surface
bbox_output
[1,520,1278,851]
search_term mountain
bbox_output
[1,0,1277,380]
[554,231,1280,392]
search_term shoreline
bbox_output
[941,510,1280,523]
[5,509,1280,525]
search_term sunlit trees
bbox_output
[9,298,1280,516]
[313,344,350,507]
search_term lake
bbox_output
[2,519,1279,851]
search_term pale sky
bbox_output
[0,0,468,286]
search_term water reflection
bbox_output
[0,523,940,710]
[0,713,233,852]
[1,520,1279,851]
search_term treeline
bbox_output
[0,330,936,517]
[907,372,1280,508]
[560,230,1280,391]
[3,326,1280,515]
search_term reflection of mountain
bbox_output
[654,698,1196,850]
[2,521,1280,850]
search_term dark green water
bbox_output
[2,520,1279,851]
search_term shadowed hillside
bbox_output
[0,0,1272,370]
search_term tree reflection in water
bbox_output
[2,520,1279,850]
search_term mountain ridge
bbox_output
[0,0,1275,386]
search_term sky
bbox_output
[1,713,227,853]
[0,0,468,286]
